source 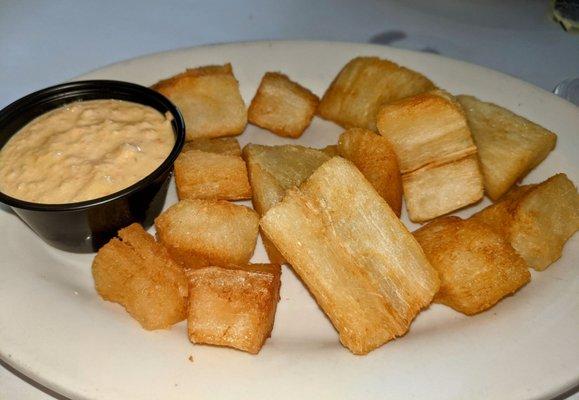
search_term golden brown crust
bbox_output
[151,64,233,89]
[242,144,330,264]
[181,137,242,156]
[402,154,484,222]
[248,72,319,138]
[320,144,339,157]
[92,223,188,330]
[317,56,435,130]
[260,157,439,355]
[471,174,579,270]
[155,199,260,269]
[151,64,247,140]
[414,217,530,315]
[187,264,281,354]
[376,90,484,222]
[457,95,557,200]
[337,128,402,216]
[174,149,251,201]
[469,185,534,238]
[377,90,477,174]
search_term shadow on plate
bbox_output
[0,358,70,400]
[0,203,15,215]
[368,30,441,55]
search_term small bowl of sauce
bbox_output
[0,80,185,252]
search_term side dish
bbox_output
[317,56,435,130]
[88,56,577,357]
[0,99,175,204]
[174,137,251,201]
[458,95,557,200]
[92,223,188,330]
[260,157,439,355]
[414,217,530,315]
[152,64,247,140]
[377,90,484,222]
[248,72,319,138]
[187,264,281,354]
[155,199,260,270]
[471,174,579,270]
[336,128,403,216]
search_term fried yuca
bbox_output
[260,157,439,355]
[92,223,188,330]
[414,217,530,315]
[337,128,403,216]
[174,137,251,201]
[155,199,260,270]
[471,173,579,270]
[377,90,484,222]
[458,95,557,200]
[317,56,435,130]
[248,72,319,138]
[242,144,330,264]
[187,263,281,354]
[152,64,247,140]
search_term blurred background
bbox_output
[1,0,578,109]
[0,1,577,399]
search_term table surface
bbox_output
[0,1,577,399]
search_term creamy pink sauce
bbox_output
[0,99,175,204]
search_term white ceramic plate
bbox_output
[0,41,577,400]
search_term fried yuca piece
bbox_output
[414,217,530,315]
[151,64,247,140]
[242,144,330,264]
[187,264,281,354]
[174,142,251,201]
[317,56,435,130]
[260,157,439,355]
[337,128,402,216]
[457,95,557,200]
[155,199,259,270]
[377,90,484,222]
[182,137,241,156]
[377,90,477,174]
[471,174,579,270]
[403,155,484,222]
[248,72,319,138]
[92,223,188,330]
[242,144,331,215]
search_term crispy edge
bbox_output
[457,95,557,201]
[414,217,530,315]
[182,137,242,156]
[92,223,188,330]
[402,154,484,222]
[375,89,478,174]
[471,174,579,270]
[260,157,439,354]
[151,64,233,90]
[187,263,281,354]
[151,63,247,140]
[154,199,260,270]
[248,72,319,138]
[337,128,402,216]
[317,56,435,130]
[174,150,252,201]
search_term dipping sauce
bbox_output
[0,99,175,204]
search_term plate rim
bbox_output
[1,39,578,400]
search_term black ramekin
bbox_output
[0,80,185,253]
